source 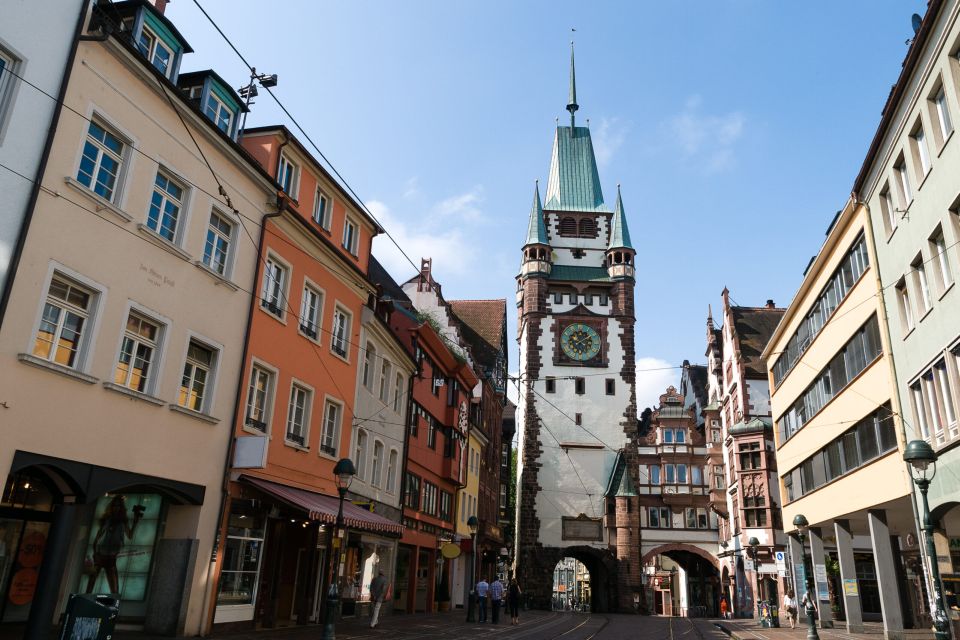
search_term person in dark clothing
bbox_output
[507,578,522,625]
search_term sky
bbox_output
[165,0,927,410]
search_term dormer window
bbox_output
[204,92,233,134]
[137,26,174,77]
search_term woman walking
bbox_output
[507,578,522,625]
[782,589,798,629]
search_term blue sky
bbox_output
[166,0,926,408]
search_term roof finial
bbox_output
[567,35,578,128]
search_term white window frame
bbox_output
[299,280,324,341]
[260,253,290,320]
[177,336,219,414]
[912,253,933,315]
[355,428,369,481]
[930,226,954,294]
[371,439,384,488]
[911,120,931,178]
[378,358,393,404]
[362,342,376,390]
[137,24,175,78]
[894,154,912,208]
[113,305,167,395]
[204,91,234,135]
[0,45,19,140]
[929,80,953,149]
[342,217,359,255]
[330,304,351,360]
[29,269,103,372]
[386,448,399,494]
[202,209,236,278]
[245,359,277,434]
[285,381,313,448]
[76,117,129,204]
[278,152,300,198]
[320,396,344,458]
[393,372,404,413]
[313,187,332,229]
[897,278,915,334]
[879,184,897,236]
[146,168,189,244]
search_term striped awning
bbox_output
[241,475,403,536]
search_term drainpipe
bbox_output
[0,0,91,329]
[853,194,930,612]
[200,200,283,635]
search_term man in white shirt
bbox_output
[476,578,489,622]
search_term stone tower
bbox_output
[513,44,640,612]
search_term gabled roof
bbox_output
[682,364,709,412]
[544,126,606,212]
[731,306,785,378]
[449,299,506,370]
[525,182,549,246]
[608,185,633,250]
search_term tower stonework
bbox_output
[513,47,641,612]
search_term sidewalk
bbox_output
[716,618,935,640]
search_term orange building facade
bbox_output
[210,126,396,631]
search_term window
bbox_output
[178,340,214,412]
[427,416,437,449]
[675,429,686,444]
[545,377,556,393]
[686,508,697,529]
[895,154,912,207]
[260,257,287,318]
[739,442,761,470]
[245,365,274,432]
[354,429,368,480]
[0,48,17,122]
[299,285,322,339]
[599,294,608,306]
[897,278,915,333]
[552,292,562,304]
[665,464,675,484]
[677,464,687,483]
[146,171,186,243]
[421,482,438,516]
[278,152,299,197]
[649,507,670,528]
[584,294,594,305]
[574,377,585,395]
[77,120,125,202]
[712,428,722,443]
[663,429,673,444]
[439,491,453,522]
[286,384,311,446]
[371,441,384,487]
[314,188,331,228]
[330,307,350,358]
[32,275,93,368]
[931,84,953,146]
[393,373,404,413]
[913,381,931,440]
[378,359,392,404]
[649,465,661,485]
[568,293,578,305]
[203,211,233,276]
[386,449,398,493]
[343,218,359,255]
[404,473,421,510]
[911,121,931,178]
[321,399,343,456]
[743,496,767,527]
[136,25,174,77]
[605,379,615,395]
[692,465,703,485]
[930,227,953,294]
[216,509,265,607]
[912,254,933,315]
[362,343,376,389]
[713,465,725,490]
[199,90,233,134]
[880,185,897,236]
[114,312,161,393]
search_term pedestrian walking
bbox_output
[782,589,798,629]
[477,577,489,622]
[800,589,818,621]
[507,578,522,625]
[490,576,504,624]
[369,570,388,629]
[719,596,729,620]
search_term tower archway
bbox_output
[642,544,720,616]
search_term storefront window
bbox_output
[217,509,265,606]
[357,538,395,602]
[78,493,162,601]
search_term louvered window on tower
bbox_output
[560,217,577,235]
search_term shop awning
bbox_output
[241,475,403,536]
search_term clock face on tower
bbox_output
[560,323,602,362]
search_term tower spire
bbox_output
[567,40,578,128]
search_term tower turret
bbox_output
[520,181,552,277]
[605,185,635,280]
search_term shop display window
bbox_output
[217,508,265,606]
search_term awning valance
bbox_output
[241,475,403,536]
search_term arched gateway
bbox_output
[513,44,642,613]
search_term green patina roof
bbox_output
[728,417,771,436]
[544,126,606,212]
[525,182,549,246]
[567,42,578,118]
[548,265,610,282]
[608,185,633,250]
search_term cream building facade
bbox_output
[765,198,920,638]
[0,2,276,635]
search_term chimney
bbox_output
[154,0,169,14]
[419,258,433,292]
[766,299,775,308]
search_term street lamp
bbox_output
[793,514,819,640]
[321,458,356,640]
[904,440,950,640]
[466,516,479,623]
[748,536,761,619]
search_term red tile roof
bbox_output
[448,299,506,351]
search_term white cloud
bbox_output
[636,356,680,410]
[368,199,478,282]
[432,185,485,222]
[591,117,628,168]
[402,177,420,199]
[666,95,745,173]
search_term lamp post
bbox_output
[793,514,819,640]
[748,536,761,619]
[321,458,356,640]
[904,440,950,640]
[466,516,479,622]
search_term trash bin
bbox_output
[59,593,119,640]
